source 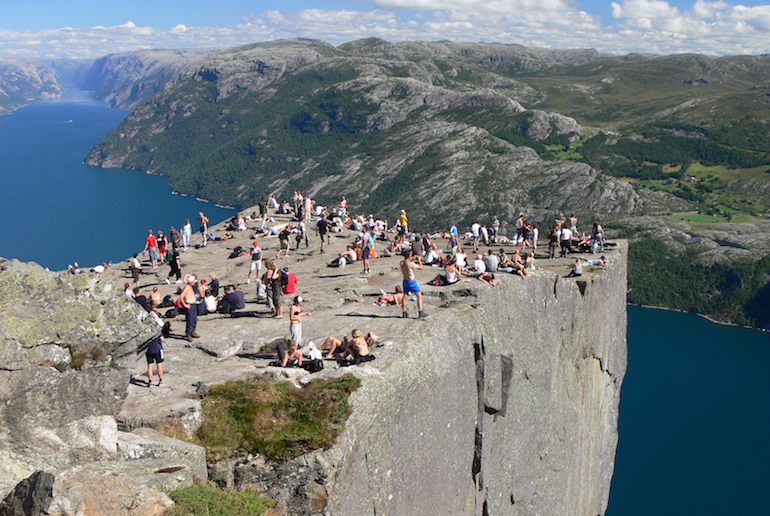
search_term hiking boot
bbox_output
[402,311,408,319]
[157,379,162,387]
[185,335,193,342]
[191,332,201,339]
[418,310,428,319]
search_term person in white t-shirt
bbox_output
[560,227,573,257]
[471,222,481,252]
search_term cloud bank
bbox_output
[1,0,769,59]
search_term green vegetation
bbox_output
[196,375,361,461]
[628,238,770,327]
[166,484,274,516]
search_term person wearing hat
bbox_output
[246,240,262,284]
[289,296,312,345]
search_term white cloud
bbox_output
[1,3,770,60]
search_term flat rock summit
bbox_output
[0,206,627,515]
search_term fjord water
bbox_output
[0,92,233,270]
[2,94,769,515]
[608,306,770,515]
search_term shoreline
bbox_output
[628,303,770,335]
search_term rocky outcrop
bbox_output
[0,260,208,508]
[524,109,582,140]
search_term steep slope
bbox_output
[0,60,62,114]
[86,39,651,228]
[81,48,214,110]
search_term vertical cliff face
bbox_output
[323,243,627,515]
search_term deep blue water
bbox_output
[608,306,770,515]
[0,92,234,270]
[2,93,769,515]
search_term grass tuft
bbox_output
[166,484,275,516]
[196,374,361,461]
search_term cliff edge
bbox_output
[317,242,627,515]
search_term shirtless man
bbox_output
[400,250,426,318]
[341,329,372,359]
[198,212,209,247]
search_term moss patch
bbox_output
[196,374,361,461]
[166,484,275,516]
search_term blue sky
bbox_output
[2,1,769,58]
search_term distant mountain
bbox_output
[85,39,685,225]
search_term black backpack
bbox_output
[165,308,179,319]
[280,270,289,288]
[303,359,324,373]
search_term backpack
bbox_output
[302,359,324,373]
[165,308,179,319]
[228,246,244,259]
[280,270,289,289]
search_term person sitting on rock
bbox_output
[218,285,246,314]
[150,286,162,308]
[511,249,528,278]
[132,287,150,312]
[566,258,584,278]
[339,329,375,365]
[328,246,357,267]
[281,339,303,368]
[428,260,460,286]
[320,330,376,360]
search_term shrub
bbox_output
[166,484,274,516]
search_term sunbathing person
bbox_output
[477,271,497,286]
[319,330,376,360]
[377,285,406,306]
[328,246,357,267]
[583,256,608,267]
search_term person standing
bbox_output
[289,296,311,346]
[265,261,283,318]
[180,274,200,342]
[471,221,481,252]
[143,230,159,269]
[592,222,604,253]
[156,230,168,263]
[560,225,573,257]
[400,250,426,319]
[165,245,182,284]
[548,225,559,259]
[361,226,375,275]
[398,209,409,235]
[198,212,209,247]
[182,218,192,250]
[169,226,182,250]
[317,215,330,253]
[246,240,262,284]
[145,334,164,387]
[130,253,142,285]
[492,216,500,244]
[258,195,269,230]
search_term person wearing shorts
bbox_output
[247,241,262,284]
[399,250,426,318]
[198,212,209,247]
[145,335,164,387]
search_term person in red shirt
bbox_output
[144,229,159,269]
[282,266,299,295]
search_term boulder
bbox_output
[0,470,54,516]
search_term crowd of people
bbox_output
[118,190,610,385]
